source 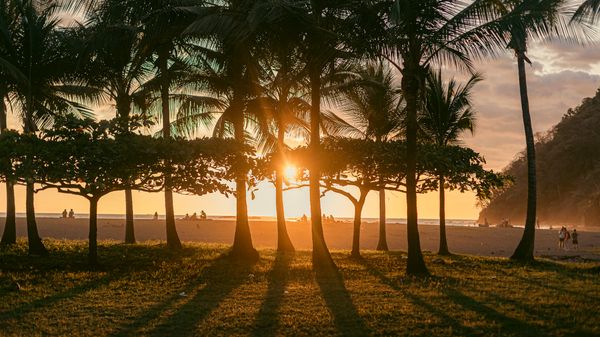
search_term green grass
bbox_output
[1,240,599,337]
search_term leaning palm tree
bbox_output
[489,0,589,261]
[335,62,404,252]
[420,69,481,255]
[7,0,97,255]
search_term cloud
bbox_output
[462,52,600,170]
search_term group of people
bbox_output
[61,209,75,219]
[183,210,207,221]
[558,226,579,250]
[298,214,337,224]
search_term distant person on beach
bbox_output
[300,214,308,223]
[565,228,571,249]
[572,229,579,250]
[153,212,159,220]
[191,212,198,220]
[68,209,75,219]
[200,210,207,220]
[62,209,67,218]
[559,227,566,249]
[184,213,190,220]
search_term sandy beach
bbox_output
[2,217,600,259]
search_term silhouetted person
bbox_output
[559,226,566,249]
[62,209,67,218]
[200,210,207,220]
[68,209,75,219]
[153,212,159,220]
[190,212,198,220]
[572,229,579,250]
[184,213,190,220]
[300,214,308,223]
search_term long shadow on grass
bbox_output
[443,288,541,335]
[251,253,292,337]
[0,274,112,321]
[315,260,370,337]
[356,257,480,336]
[112,254,256,337]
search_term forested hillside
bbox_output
[479,89,600,227]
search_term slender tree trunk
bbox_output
[511,55,536,261]
[0,99,16,246]
[124,189,135,244]
[159,48,181,250]
[438,175,450,255]
[351,193,367,258]
[309,68,333,267]
[88,198,99,267]
[1,181,17,245]
[275,128,295,252]
[229,71,257,260]
[26,182,47,255]
[402,66,428,275]
[376,184,388,251]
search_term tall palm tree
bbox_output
[79,0,159,245]
[7,0,97,255]
[489,0,587,261]
[0,0,25,246]
[182,0,263,259]
[380,0,512,275]
[420,69,481,255]
[335,62,403,252]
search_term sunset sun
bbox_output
[283,165,298,181]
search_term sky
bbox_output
[1,39,600,220]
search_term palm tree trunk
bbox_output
[88,197,99,267]
[158,48,181,250]
[1,181,17,245]
[124,189,135,244]
[376,183,388,251]
[511,55,536,261]
[229,68,257,259]
[0,99,16,245]
[402,67,428,275]
[275,128,295,253]
[26,182,47,255]
[438,175,450,255]
[351,192,367,258]
[309,68,333,267]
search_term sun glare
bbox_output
[284,165,297,181]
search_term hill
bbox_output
[479,89,600,227]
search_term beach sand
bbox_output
[2,217,600,259]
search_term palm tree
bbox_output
[380,0,514,275]
[488,0,587,261]
[0,0,25,246]
[182,0,264,259]
[7,0,97,255]
[79,0,159,245]
[335,62,403,252]
[420,69,481,255]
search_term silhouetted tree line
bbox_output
[0,0,596,273]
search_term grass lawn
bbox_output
[1,240,599,337]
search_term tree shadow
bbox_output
[314,260,370,337]
[0,274,112,321]
[443,288,541,335]
[251,252,293,337]
[356,257,479,336]
[110,253,256,337]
